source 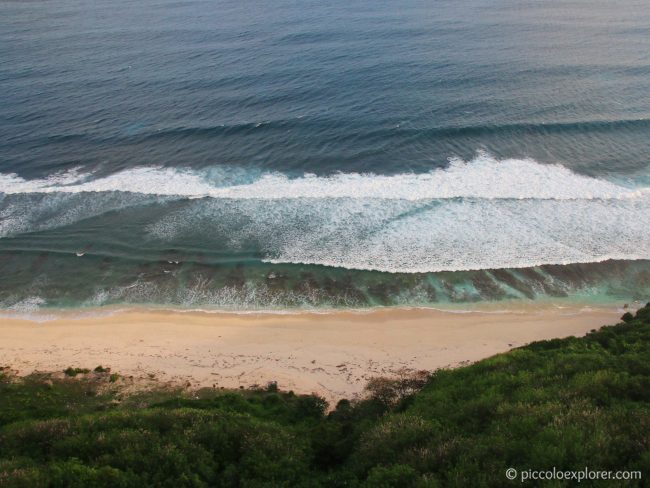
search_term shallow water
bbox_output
[1,0,649,310]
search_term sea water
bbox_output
[1,0,649,312]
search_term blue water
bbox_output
[1,0,650,311]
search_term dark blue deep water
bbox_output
[1,0,650,311]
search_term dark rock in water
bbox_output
[322,274,365,306]
[441,280,479,302]
[395,274,437,302]
[632,269,650,288]
[134,261,155,277]
[133,261,178,286]
[542,263,592,288]
[0,251,17,274]
[367,280,401,305]
[265,271,288,291]
[98,256,113,272]
[186,263,218,282]
[224,264,245,288]
[471,272,506,300]
[541,261,625,288]
[29,252,49,274]
[424,282,437,302]
[162,249,183,264]
[441,280,456,301]
[490,269,535,299]
[292,272,320,296]
[517,268,568,297]
[185,273,215,292]
[1,248,647,309]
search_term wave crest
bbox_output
[1,154,649,273]
[0,153,644,201]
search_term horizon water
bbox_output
[1,0,650,314]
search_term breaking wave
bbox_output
[0,152,645,200]
[1,153,649,273]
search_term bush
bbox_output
[63,368,90,377]
[363,464,422,488]
[1,304,649,487]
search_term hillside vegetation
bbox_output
[1,305,649,487]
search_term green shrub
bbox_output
[363,464,422,488]
[622,312,634,323]
[63,368,90,377]
[1,304,649,487]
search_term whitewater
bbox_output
[1,154,649,274]
[0,153,646,201]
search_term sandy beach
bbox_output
[0,305,624,403]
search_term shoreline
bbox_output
[0,296,635,319]
[0,304,625,404]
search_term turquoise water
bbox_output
[1,0,649,311]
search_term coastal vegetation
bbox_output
[1,305,649,487]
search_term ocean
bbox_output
[1,0,649,312]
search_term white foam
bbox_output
[261,197,650,272]
[3,296,47,314]
[144,191,650,273]
[0,191,168,238]
[0,153,644,200]
[2,154,650,273]
[9,296,46,311]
